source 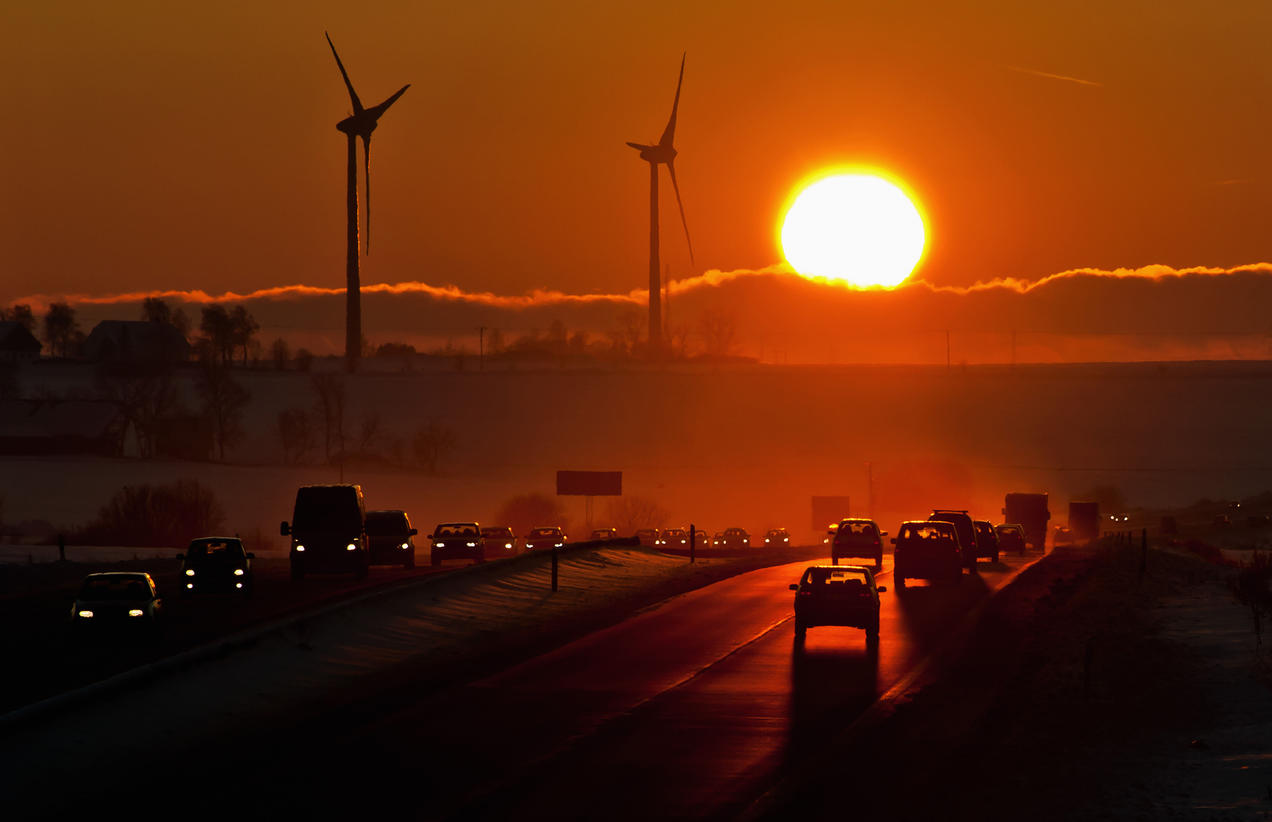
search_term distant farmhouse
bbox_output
[83,320,192,364]
[0,322,41,362]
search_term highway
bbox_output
[248,551,1037,819]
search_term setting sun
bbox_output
[781,173,926,288]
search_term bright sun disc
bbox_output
[781,173,925,288]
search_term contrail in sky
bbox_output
[1007,65,1102,87]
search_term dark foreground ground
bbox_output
[761,541,1272,821]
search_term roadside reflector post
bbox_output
[689,524,696,564]
[551,544,559,592]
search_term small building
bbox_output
[0,322,42,362]
[83,320,192,364]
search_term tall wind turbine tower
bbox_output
[326,32,410,370]
[627,54,694,356]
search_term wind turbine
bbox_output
[325,32,410,369]
[627,54,694,356]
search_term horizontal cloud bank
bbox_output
[16,263,1272,364]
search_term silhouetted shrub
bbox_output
[493,493,570,539]
[71,479,226,548]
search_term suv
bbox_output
[789,565,885,650]
[831,518,886,569]
[892,520,963,589]
[996,523,1027,555]
[482,525,518,553]
[658,527,688,547]
[524,526,567,551]
[178,537,254,596]
[927,509,979,569]
[430,522,484,566]
[973,520,1000,563]
[366,510,418,568]
[282,484,368,581]
[716,527,751,549]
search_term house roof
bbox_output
[83,321,191,361]
[0,322,41,353]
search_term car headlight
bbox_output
[765,538,770,543]
[235,582,243,589]
[784,537,789,542]
[436,542,445,547]
[346,543,357,551]
[505,542,513,549]
[555,542,563,548]
[128,609,144,617]
[185,568,195,576]
[467,542,477,548]
[233,568,245,576]
[186,583,194,589]
[295,544,305,552]
[77,609,94,618]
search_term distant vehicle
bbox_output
[657,528,689,547]
[178,537,254,596]
[892,520,963,589]
[972,520,1000,563]
[823,522,839,545]
[763,528,792,547]
[482,526,518,553]
[634,528,660,547]
[790,564,885,650]
[1004,492,1050,552]
[927,510,979,568]
[1053,525,1075,546]
[524,526,566,552]
[70,572,164,640]
[995,524,1027,556]
[1108,513,1131,524]
[281,484,368,581]
[431,522,485,566]
[1069,501,1100,542]
[831,518,885,569]
[589,527,617,542]
[366,509,418,569]
[714,527,750,548]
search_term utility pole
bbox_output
[1010,329,1017,367]
[479,326,486,372]
[945,330,951,369]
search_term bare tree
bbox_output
[270,337,291,370]
[357,410,383,456]
[2,304,35,332]
[230,305,259,367]
[95,360,182,458]
[195,359,251,461]
[411,420,455,474]
[141,297,173,324]
[294,348,314,372]
[310,373,346,463]
[200,305,235,366]
[44,302,79,358]
[605,495,670,534]
[494,493,569,538]
[700,310,737,358]
[277,407,316,464]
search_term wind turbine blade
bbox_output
[626,141,653,151]
[368,84,410,119]
[658,53,685,148]
[362,134,372,254]
[666,160,694,265]
[325,32,364,113]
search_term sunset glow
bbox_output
[781,174,926,288]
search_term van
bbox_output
[281,484,368,581]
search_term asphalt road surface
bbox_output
[235,551,1040,820]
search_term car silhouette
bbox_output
[973,520,1000,563]
[482,525,518,553]
[715,527,750,548]
[634,528,660,547]
[927,509,980,569]
[892,520,964,589]
[590,527,618,541]
[366,509,419,569]
[70,572,165,640]
[657,527,688,546]
[1054,525,1075,546]
[996,523,1027,555]
[430,522,485,566]
[282,484,368,581]
[763,528,792,547]
[831,518,886,569]
[178,537,254,597]
[789,564,886,650]
[524,526,566,551]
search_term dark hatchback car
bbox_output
[790,565,885,650]
[763,528,792,547]
[973,520,1000,563]
[996,523,1027,555]
[927,509,980,569]
[715,527,751,549]
[523,526,567,552]
[178,537,254,597]
[832,518,886,569]
[482,525,518,554]
[892,520,964,589]
[70,572,165,640]
[431,522,485,566]
[366,510,419,569]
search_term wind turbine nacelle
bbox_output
[630,142,676,164]
[337,115,378,137]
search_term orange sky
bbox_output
[3,1,1272,305]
